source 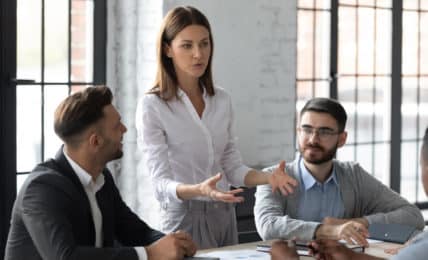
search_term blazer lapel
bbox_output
[52,147,96,244]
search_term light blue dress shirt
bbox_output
[391,231,428,260]
[297,157,345,222]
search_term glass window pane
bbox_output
[338,76,356,102]
[314,11,330,79]
[374,77,390,141]
[420,77,428,130]
[357,77,375,102]
[17,174,30,192]
[356,77,375,143]
[337,143,356,162]
[17,0,42,82]
[314,80,330,97]
[315,0,331,9]
[403,0,419,10]
[345,106,356,144]
[358,8,375,75]
[374,143,390,185]
[401,141,418,202]
[45,0,69,82]
[44,85,69,160]
[402,77,418,140]
[71,0,94,82]
[297,81,314,100]
[298,0,314,8]
[376,0,392,8]
[338,77,357,145]
[422,1,428,10]
[356,144,374,176]
[338,7,356,74]
[402,11,419,75]
[421,13,428,75]
[340,0,356,5]
[297,10,314,79]
[376,9,392,74]
[358,0,375,6]
[17,85,42,172]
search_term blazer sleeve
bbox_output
[254,183,320,241]
[353,164,425,230]
[21,174,139,260]
[106,172,164,246]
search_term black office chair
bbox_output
[234,187,262,243]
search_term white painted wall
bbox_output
[163,0,297,167]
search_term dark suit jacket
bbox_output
[5,148,164,260]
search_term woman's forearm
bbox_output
[176,183,203,200]
[244,169,269,187]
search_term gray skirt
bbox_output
[160,200,238,249]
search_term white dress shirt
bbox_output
[64,150,148,260]
[136,86,251,206]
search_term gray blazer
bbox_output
[254,158,425,241]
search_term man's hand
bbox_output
[270,240,299,260]
[316,221,369,247]
[309,239,374,260]
[146,230,197,260]
[268,160,298,195]
[199,173,244,203]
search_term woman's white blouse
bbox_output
[136,87,251,205]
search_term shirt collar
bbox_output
[63,148,105,192]
[177,85,208,99]
[299,156,339,190]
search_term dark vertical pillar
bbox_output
[0,0,17,257]
[390,0,403,192]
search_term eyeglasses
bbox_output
[298,126,340,140]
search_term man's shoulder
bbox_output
[333,160,365,176]
[27,162,66,184]
[20,161,79,198]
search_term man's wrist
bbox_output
[355,217,369,227]
[313,223,323,239]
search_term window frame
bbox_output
[0,0,106,255]
[296,0,428,209]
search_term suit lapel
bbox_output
[95,171,114,247]
[52,147,96,244]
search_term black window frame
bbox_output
[0,0,106,256]
[296,0,428,210]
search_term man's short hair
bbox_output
[54,86,112,145]
[300,97,347,132]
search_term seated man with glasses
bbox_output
[254,97,424,246]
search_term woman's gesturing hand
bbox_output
[199,173,244,203]
[268,160,298,196]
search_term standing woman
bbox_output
[136,6,297,249]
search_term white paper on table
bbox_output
[197,249,270,260]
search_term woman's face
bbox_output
[165,24,211,82]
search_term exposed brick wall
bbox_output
[71,1,92,83]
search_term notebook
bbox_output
[368,223,418,244]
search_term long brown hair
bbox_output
[149,6,215,100]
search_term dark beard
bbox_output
[112,149,123,160]
[300,143,338,164]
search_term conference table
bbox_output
[195,239,399,259]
